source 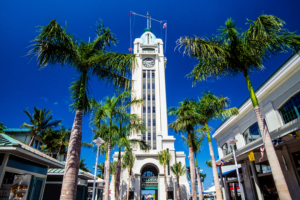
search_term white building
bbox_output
[110,18,190,200]
[213,53,300,200]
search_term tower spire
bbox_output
[145,12,152,32]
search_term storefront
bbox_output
[0,134,64,200]
[87,179,104,200]
[43,168,95,200]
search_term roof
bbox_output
[48,168,95,180]
[4,128,31,133]
[0,134,64,168]
[214,53,297,136]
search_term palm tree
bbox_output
[110,161,118,190]
[55,126,71,160]
[79,158,91,172]
[21,107,61,146]
[205,161,212,168]
[190,92,238,200]
[0,122,6,133]
[90,91,143,199]
[158,150,172,200]
[168,99,201,200]
[122,148,135,200]
[29,19,135,200]
[40,128,60,155]
[96,163,105,179]
[193,135,205,200]
[171,162,186,200]
[177,15,300,199]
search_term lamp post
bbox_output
[92,137,105,200]
[120,168,124,200]
[226,137,245,200]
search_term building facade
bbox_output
[214,54,300,200]
[110,27,190,200]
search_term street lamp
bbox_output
[120,168,124,200]
[226,137,245,200]
[92,137,105,200]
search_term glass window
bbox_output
[148,107,151,113]
[153,119,156,126]
[143,73,146,78]
[147,71,150,78]
[143,132,146,141]
[148,95,150,101]
[152,83,155,89]
[152,95,155,101]
[148,132,151,141]
[148,119,151,126]
[148,83,150,89]
[143,94,145,100]
[243,122,262,145]
[143,106,146,113]
[222,143,236,155]
[143,83,146,89]
[152,73,155,78]
[279,91,300,124]
[153,107,155,113]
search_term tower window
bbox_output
[148,132,151,140]
[152,83,155,89]
[148,95,150,101]
[153,119,156,126]
[147,71,150,78]
[143,106,146,113]
[152,73,155,78]
[148,107,151,113]
[143,73,146,78]
[153,107,155,113]
[148,83,150,89]
[143,94,145,100]
[148,119,151,126]
[143,83,146,89]
[152,95,155,101]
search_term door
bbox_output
[27,177,44,200]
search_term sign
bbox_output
[248,151,255,161]
[142,178,157,182]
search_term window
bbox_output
[153,119,156,126]
[143,94,145,100]
[243,122,262,145]
[147,71,150,78]
[148,119,151,126]
[143,83,146,89]
[152,83,155,89]
[143,73,146,78]
[152,73,155,78]
[148,83,150,89]
[143,106,146,113]
[148,95,150,101]
[152,95,155,101]
[148,132,151,141]
[143,132,146,141]
[153,107,155,113]
[279,91,300,124]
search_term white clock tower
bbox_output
[110,13,190,200]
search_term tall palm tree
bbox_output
[158,150,172,200]
[177,15,300,200]
[205,161,212,168]
[79,158,91,172]
[192,92,238,200]
[114,116,148,200]
[110,161,118,190]
[96,163,105,179]
[90,91,143,200]
[171,162,186,200]
[55,126,71,160]
[21,107,61,146]
[122,148,135,200]
[168,99,201,200]
[29,19,135,200]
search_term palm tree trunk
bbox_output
[164,165,168,200]
[104,139,112,200]
[244,72,292,200]
[205,123,222,200]
[56,144,62,159]
[127,168,130,200]
[196,167,203,200]
[177,175,180,200]
[60,109,83,200]
[29,130,38,146]
[115,148,122,200]
[48,148,52,156]
[188,146,197,200]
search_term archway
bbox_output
[140,164,159,200]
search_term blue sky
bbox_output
[1,0,299,190]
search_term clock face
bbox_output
[143,58,155,68]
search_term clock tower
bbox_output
[110,15,190,200]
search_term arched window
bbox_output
[222,143,236,156]
[243,122,261,145]
[279,91,300,124]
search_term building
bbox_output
[4,128,67,161]
[0,133,65,200]
[213,53,300,200]
[109,14,190,200]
